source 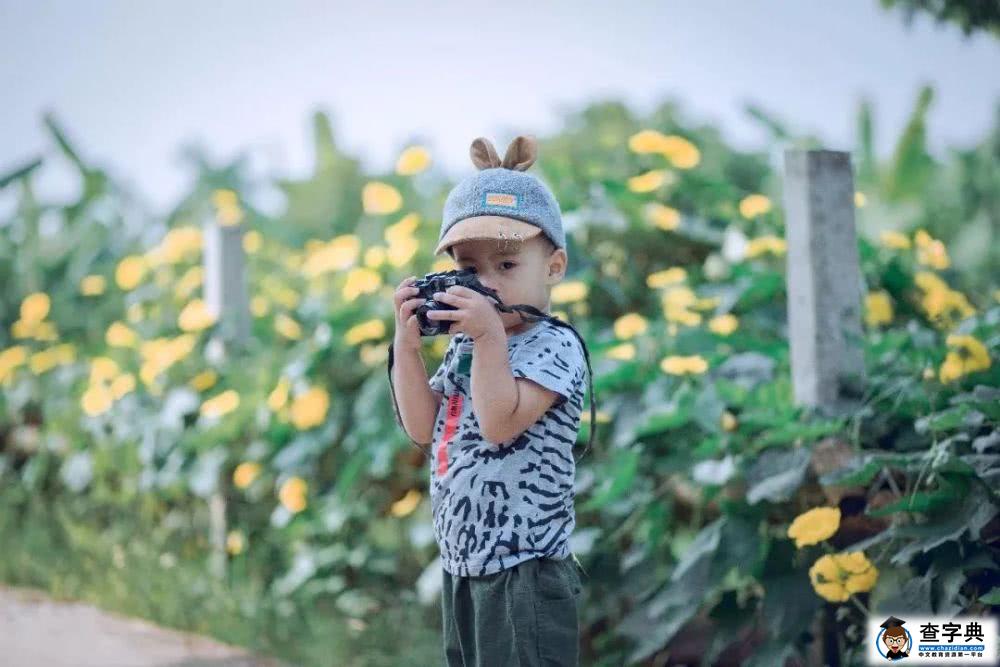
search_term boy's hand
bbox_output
[393,276,425,352]
[427,285,505,342]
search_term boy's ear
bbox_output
[546,248,568,284]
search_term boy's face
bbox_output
[449,233,567,335]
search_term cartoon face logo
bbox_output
[877,615,911,660]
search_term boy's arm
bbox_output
[391,345,441,445]
[469,331,560,446]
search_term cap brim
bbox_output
[434,216,543,255]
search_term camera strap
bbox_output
[387,303,597,464]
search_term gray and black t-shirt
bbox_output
[427,318,587,577]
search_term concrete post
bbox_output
[204,222,250,346]
[782,150,866,414]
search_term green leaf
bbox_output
[744,446,812,504]
[979,587,1000,605]
[866,474,968,516]
[579,447,640,510]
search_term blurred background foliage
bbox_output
[1,83,998,666]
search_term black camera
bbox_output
[412,267,501,336]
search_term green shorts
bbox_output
[441,554,585,666]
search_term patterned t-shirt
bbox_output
[427,318,587,577]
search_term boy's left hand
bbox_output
[427,286,505,342]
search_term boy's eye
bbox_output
[501,261,516,270]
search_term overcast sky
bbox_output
[2,0,998,216]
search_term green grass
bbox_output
[0,484,443,667]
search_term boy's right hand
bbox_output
[393,276,425,352]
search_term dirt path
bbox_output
[0,584,289,667]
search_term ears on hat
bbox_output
[470,135,537,172]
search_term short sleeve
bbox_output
[508,323,586,406]
[428,335,460,394]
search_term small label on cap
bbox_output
[484,192,519,208]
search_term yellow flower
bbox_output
[226,529,245,555]
[644,203,681,231]
[916,238,950,269]
[659,354,709,375]
[551,280,588,304]
[189,369,218,392]
[359,342,389,367]
[174,266,204,300]
[385,213,420,242]
[660,135,700,169]
[20,292,50,323]
[110,373,136,400]
[212,189,238,208]
[605,343,636,361]
[27,348,56,374]
[879,230,911,250]
[80,275,106,296]
[178,299,217,332]
[344,319,386,346]
[628,131,700,168]
[390,488,423,517]
[661,286,702,326]
[739,194,772,219]
[787,506,841,548]
[708,314,739,336]
[155,226,203,263]
[809,552,878,602]
[395,146,432,175]
[914,271,976,327]
[212,189,244,226]
[646,267,686,288]
[243,230,262,254]
[721,410,737,431]
[362,181,403,215]
[106,321,138,348]
[854,192,867,207]
[278,476,308,513]
[302,234,361,277]
[251,296,270,317]
[613,313,648,340]
[744,235,786,258]
[290,386,330,430]
[81,384,115,416]
[431,256,456,273]
[386,235,420,267]
[233,461,262,489]
[115,255,148,290]
[89,357,120,384]
[627,169,671,193]
[268,377,290,411]
[628,129,671,153]
[864,290,894,327]
[0,346,28,383]
[580,409,612,423]
[364,245,387,268]
[200,389,240,419]
[274,313,302,340]
[342,267,383,301]
[938,334,991,384]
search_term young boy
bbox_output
[391,135,588,666]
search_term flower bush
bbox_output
[0,93,997,665]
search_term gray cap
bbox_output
[435,135,564,256]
